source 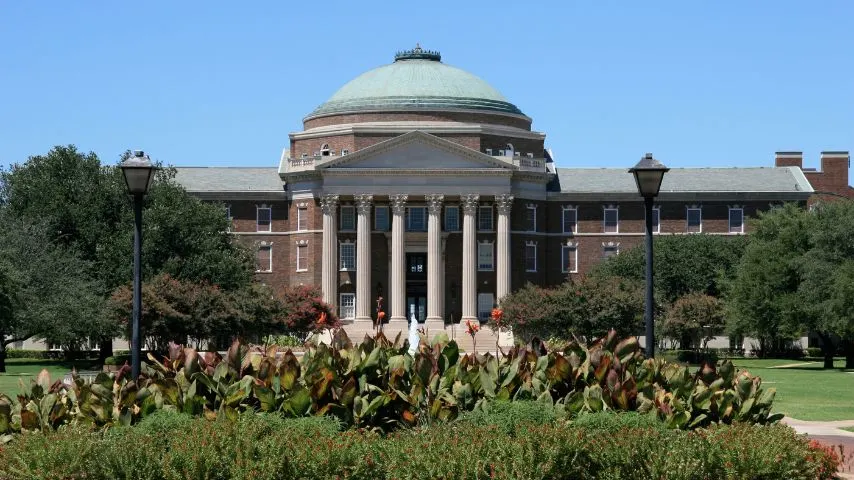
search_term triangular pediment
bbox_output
[316,131,516,170]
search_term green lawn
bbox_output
[0,359,97,399]
[729,358,854,421]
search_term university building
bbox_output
[174,46,851,335]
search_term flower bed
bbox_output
[0,412,839,480]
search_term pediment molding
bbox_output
[316,131,516,170]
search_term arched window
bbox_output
[320,144,331,156]
[505,143,514,157]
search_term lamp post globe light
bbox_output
[628,153,669,359]
[119,150,157,379]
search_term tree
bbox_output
[1,145,255,356]
[0,218,106,372]
[725,204,811,358]
[593,234,748,304]
[278,285,340,340]
[500,276,644,344]
[662,293,725,351]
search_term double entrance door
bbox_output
[406,253,427,322]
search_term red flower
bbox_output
[377,311,386,321]
[490,308,503,323]
[465,319,480,337]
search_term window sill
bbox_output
[256,270,273,274]
[296,269,308,273]
[477,268,495,272]
[525,270,537,273]
[339,269,356,272]
[256,229,272,233]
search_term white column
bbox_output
[496,194,514,303]
[320,194,339,308]
[354,194,373,322]
[389,194,408,323]
[461,194,479,323]
[426,194,444,324]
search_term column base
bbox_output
[423,317,445,335]
[388,315,407,323]
[460,316,479,325]
[354,316,373,324]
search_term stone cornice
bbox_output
[303,106,532,125]
[290,121,546,141]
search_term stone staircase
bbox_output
[337,321,513,354]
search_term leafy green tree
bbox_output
[725,204,810,358]
[1,145,255,356]
[593,234,748,304]
[662,293,725,350]
[0,218,106,371]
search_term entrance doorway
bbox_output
[406,253,427,322]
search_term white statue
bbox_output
[408,304,419,355]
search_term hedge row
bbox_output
[0,411,839,480]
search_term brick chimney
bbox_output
[819,151,850,190]
[775,151,803,168]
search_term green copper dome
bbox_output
[306,46,524,119]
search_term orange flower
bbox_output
[317,311,328,326]
[377,311,386,321]
[465,319,480,337]
[490,308,503,323]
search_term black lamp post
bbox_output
[629,153,669,359]
[120,150,157,379]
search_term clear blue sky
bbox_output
[2,1,852,176]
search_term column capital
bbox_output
[320,194,340,214]
[354,194,373,215]
[389,194,408,214]
[461,194,480,215]
[495,194,514,215]
[426,194,444,214]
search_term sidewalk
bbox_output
[784,417,854,478]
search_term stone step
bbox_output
[336,322,513,354]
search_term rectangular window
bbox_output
[477,293,494,322]
[478,206,493,231]
[406,207,427,232]
[603,245,619,259]
[339,293,355,319]
[256,245,272,272]
[729,208,744,234]
[687,208,702,233]
[650,207,660,234]
[257,207,271,232]
[561,245,578,273]
[562,207,577,234]
[296,244,307,271]
[339,243,356,270]
[525,205,537,232]
[525,242,537,272]
[297,207,308,231]
[603,208,618,233]
[477,242,494,271]
[485,148,493,155]
[375,206,389,231]
[444,206,460,231]
[340,206,355,231]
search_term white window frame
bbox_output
[296,206,308,231]
[406,206,427,232]
[525,204,537,232]
[341,149,349,156]
[374,206,389,231]
[339,241,356,271]
[256,244,272,273]
[485,148,493,155]
[478,205,493,231]
[687,207,703,233]
[525,241,537,272]
[602,244,620,259]
[340,205,355,231]
[256,205,272,232]
[650,206,660,234]
[477,293,494,322]
[603,207,619,234]
[729,207,744,234]
[562,206,577,234]
[561,244,578,273]
[339,293,355,320]
[320,143,331,156]
[477,241,494,271]
[444,205,460,231]
[296,243,307,272]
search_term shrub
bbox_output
[0,415,839,480]
[456,400,557,434]
[4,349,58,359]
[571,411,663,431]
